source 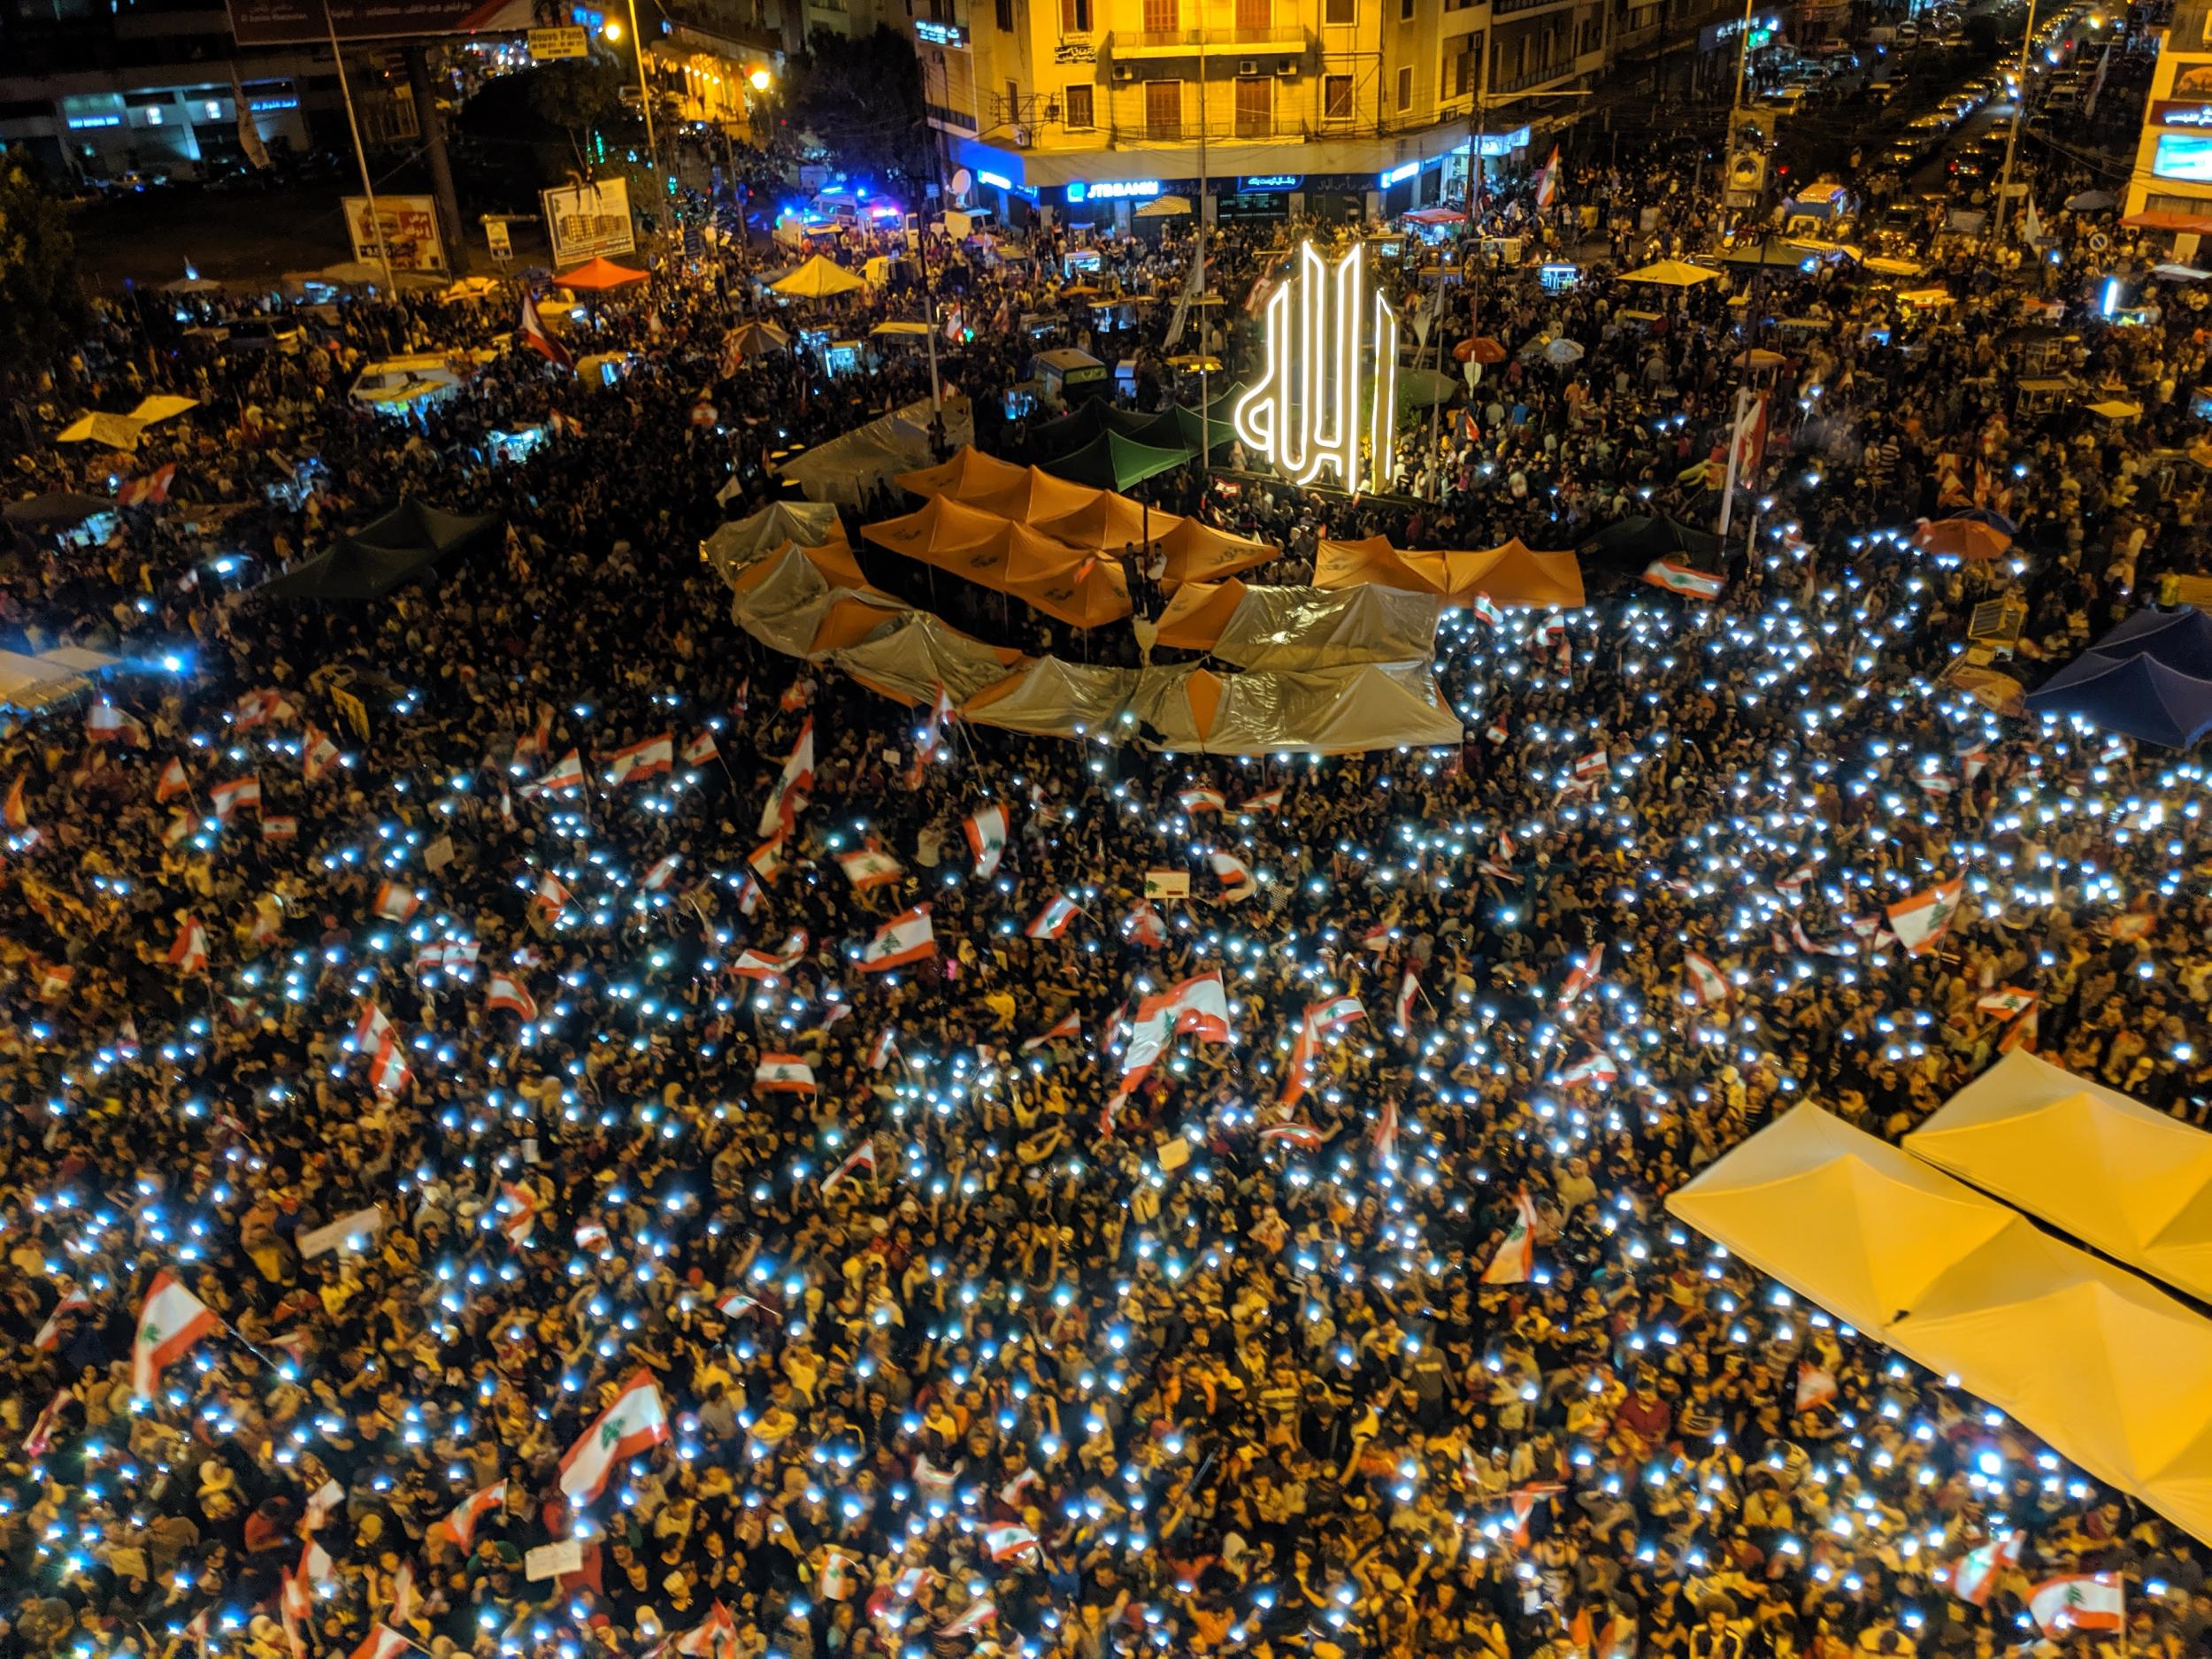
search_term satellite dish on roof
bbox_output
[950,167,973,204]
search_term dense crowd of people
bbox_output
[5,43,2212,1659]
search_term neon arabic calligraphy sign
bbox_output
[1233,242,1399,494]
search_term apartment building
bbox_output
[915,0,1606,229]
[2124,0,2212,253]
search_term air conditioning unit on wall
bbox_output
[1238,57,1260,72]
[1111,62,1136,80]
[1274,56,1296,73]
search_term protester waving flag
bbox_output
[557,1371,670,1502]
[132,1269,221,1396]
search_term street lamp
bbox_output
[749,66,772,91]
[602,17,623,42]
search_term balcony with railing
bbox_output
[1101,21,1310,58]
[1486,55,1583,92]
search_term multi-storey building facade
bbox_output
[913,0,1612,229]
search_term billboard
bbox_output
[226,0,534,48]
[342,195,449,272]
[541,178,635,265]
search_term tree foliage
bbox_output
[781,26,929,191]
[0,148,85,395]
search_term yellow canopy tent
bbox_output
[1155,518,1277,586]
[894,445,1029,502]
[57,413,147,450]
[1031,489,1176,552]
[127,395,200,425]
[1620,259,1720,288]
[772,255,866,299]
[961,465,1102,526]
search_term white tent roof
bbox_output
[1209,585,1441,672]
[960,656,1138,737]
[1126,660,1463,755]
[1670,1103,2212,1545]
[776,396,975,505]
[0,647,111,711]
[727,545,905,657]
[703,501,843,579]
[1907,1051,2212,1303]
[826,612,1024,707]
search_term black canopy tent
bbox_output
[259,499,501,601]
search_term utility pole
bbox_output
[324,0,396,294]
[1993,0,2039,241]
[626,0,661,198]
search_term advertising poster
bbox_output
[342,195,449,273]
[541,178,636,266]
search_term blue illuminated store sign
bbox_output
[1066,179,1162,202]
[1240,173,1302,189]
[915,19,969,45]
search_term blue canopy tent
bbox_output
[2027,607,2212,747]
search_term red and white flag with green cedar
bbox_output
[557,1371,670,1503]
[1642,558,1725,599]
[436,1479,508,1550]
[1479,1185,1539,1286]
[1886,876,1965,956]
[673,1601,739,1659]
[2027,1575,2124,1634]
[132,1269,221,1396]
[1947,1533,2022,1607]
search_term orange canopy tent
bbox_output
[864,498,1131,627]
[1006,554,1133,629]
[895,445,1028,502]
[1031,489,1178,552]
[1154,580,1248,651]
[862,495,1010,564]
[1914,517,2013,562]
[962,465,1102,527]
[807,594,910,654]
[559,257,649,291]
[1154,518,1277,587]
[1315,534,1583,609]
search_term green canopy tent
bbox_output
[259,498,501,601]
[1125,404,1233,455]
[1038,431,1187,492]
[1578,514,1719,564]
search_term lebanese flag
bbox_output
[981,1525,1041,1564]
[369,1034,413,1100]
[1118,970,1233,1088]
[348,1628,411,1659]
[1178,787,1226,816]
[1533,144,1562,209]
[838,847,907,890]
[531,871,572,920]
[431,1486,506,1557]
[760,718,816,835]
[1555,1050,1619,1090]
[0,778,26,831]
[2027,1576,2124,1635]
[1683,949,1731,1007]
[1242,787,1285,815]
[857,905,936,972]
[1642,559,1725,599]
[734,929,809,979]
[23,1387,69,1456]
[1976,986,2038,1018]
[1209,851,1256,902]
[1394,964,1420,1031]
[499,1182,540,1248]
[755,1052,818,1093]
[1479,1185,1539,1286]
[1471,592,1505,627]
[1947,1534,2023,1607]
[1794,1361,1839,1413]
[210,775,261,823]
[262,814,298,843]
[1260,1123,1325,1151]
[168,915,210,973]
[520,291,573,369]
[118,463,177,509]
[819,1549,864,1602]
[906,682,956,787]
[303,726,342,783]
[682,731,719,767]
[747,833,788,886]
[34,962,73,1000]
[2001,1004,2039,1054]
[965,803,1010,879]
[867,1568,930,1624]
[529,750,587,795]
[156,757,191,803]
[673,1601,739,1659]
[642,853,681,892]
[132,1268,222,1395]
[868,1026,901,1070]
[1023,1011,1081,1051]
[1025,893,1081,940]
[1370,1097,1401,1166]
[486,975,539,1021]
[1556,946,1604,1008]
[940,1601,998,1637]
[373,880,420,923]
[607,733,674,789]
[1728,390,1770,481]
[35,1286,91,1349]
[557,1370,671,1503]
[88,702,147,744]
[354,1001,395,1051]
[822,1141,877,1194]
[1124,899,1169,948]
[1505,1481,1565,1545]
[1886,876,1965,956]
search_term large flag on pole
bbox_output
[557,1371,671,1503]
[133,1269,222,1396]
